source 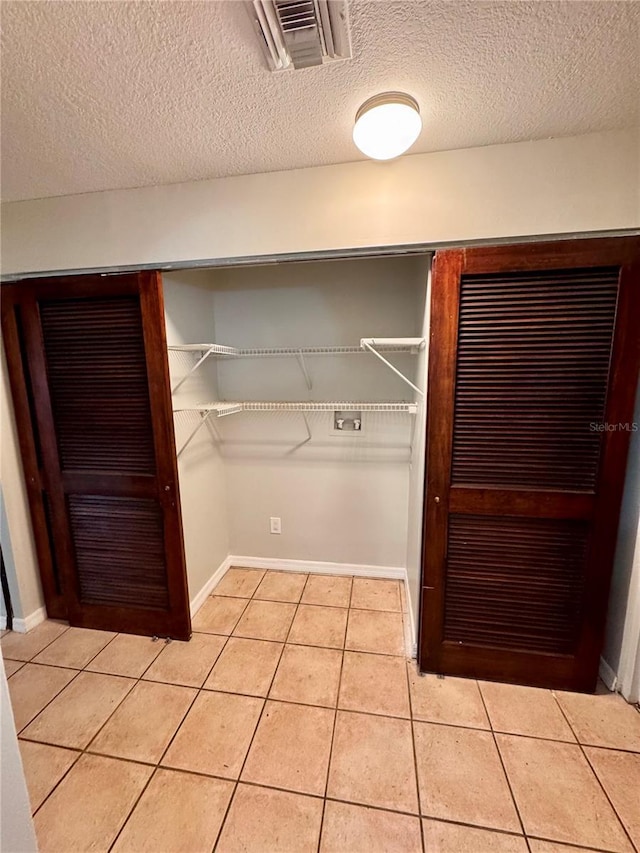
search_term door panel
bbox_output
[1,272,191,639]
[419,238,640,691]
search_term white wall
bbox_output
[163,272,230,605]
[1,130,637,276]
[405,268,431,648]
[602,382,640,699]
[0,658,37,852]
[0,351,45,623]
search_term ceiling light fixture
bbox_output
[353,92,422,161]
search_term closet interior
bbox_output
[164,254,431,648]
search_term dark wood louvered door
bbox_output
[1,272,191,639]
[419,238,640,691]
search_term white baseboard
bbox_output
[402,571,417,659]
[1,605,47,634]
[189,557,232,618]
[599,656,618,692]
[228,555,405,580]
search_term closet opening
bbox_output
[165,253,432,654]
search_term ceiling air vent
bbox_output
[248,0,351,71]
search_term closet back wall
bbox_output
[164,257,429,615]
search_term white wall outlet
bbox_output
[270,517,282,534]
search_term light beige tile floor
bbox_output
[2,568,639,853]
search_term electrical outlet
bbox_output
[270,517,281,534]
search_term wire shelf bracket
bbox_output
[169,344,238,394]
[176,409,213,458]
[360,338,425,397]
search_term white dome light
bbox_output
[353,92,422,161]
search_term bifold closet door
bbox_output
[1,272,191,640]
[419,238,639,691]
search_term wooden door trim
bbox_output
[460,237,640,273]
[577,253,640,683]
[438,643,577,690]
[138,272,190,639]
[17,295,84,620]
[1,289,66,617]
[449,488,594,519]
[26,275,142,299]
[420,249,462,670]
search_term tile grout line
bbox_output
[23,629,138,823]
[20,737,587,845]
[316,574,352,853]
[18,582,634,852]
[405,658,427,853]
[106,589,254,853]
[15,625,125,744]
[21,587,615,851]
[209,570,312,853]
[104,571,282,852]
[24,659,639,751]
[527,833,636,853]
[476,680,532,852]
[550,690,637,853]
[26,611,233,839]
[201,632,406,659]
[106,628,234,852]
[1,620,72,666]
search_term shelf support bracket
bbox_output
[296,350,313,390]
[360,339,424,397]
[177,410,213,458]
[286,412,313,454]
[172,346,217,395]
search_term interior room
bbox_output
[1,2,639,852]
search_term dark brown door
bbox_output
[2,272,191,640]
[419,238,639,691]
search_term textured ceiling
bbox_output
[2,0,639,202]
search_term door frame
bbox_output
[418,236,640,691]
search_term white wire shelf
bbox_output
[168,343,238,355]
[174,401,418,416]
[168,339,423,358]
[169,337,425,396]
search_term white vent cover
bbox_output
[248,0,351,71]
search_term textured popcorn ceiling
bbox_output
[1,0,639,202]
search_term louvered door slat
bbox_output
[420,239,640,692]
[40,296,157,475]
[452,267,619,492]
[68,495,169,610]
[444,515,587,655]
